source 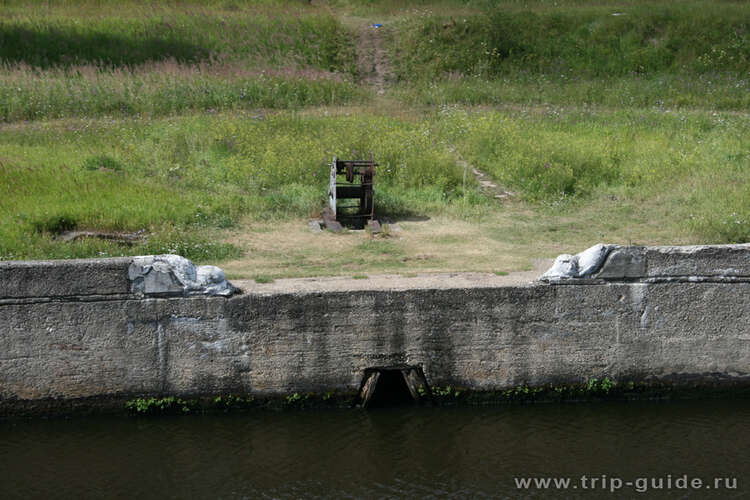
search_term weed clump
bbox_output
[31,215,78,235]
[82,155,124,172]
[125,397,196,415]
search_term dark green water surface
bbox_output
[1,399,749,499]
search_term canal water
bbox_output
[1,399,748,499]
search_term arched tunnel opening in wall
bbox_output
[355,365,432,409]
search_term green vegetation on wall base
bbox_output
[122,379,750,417]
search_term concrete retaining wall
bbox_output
[2,245,750,413]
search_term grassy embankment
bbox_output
[389,1,750,110]
[0,0,363,121]
[0,0,749,279]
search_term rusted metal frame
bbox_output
[328,155,377,224]
[329,156,338,218]
[336,161,377,166]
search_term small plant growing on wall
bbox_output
[212,394,255,411]
[284,392,312,409]
[125,397,195,415]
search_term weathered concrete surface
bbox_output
[2,246,750,415]
[631,244,750,279]
[0,257,132,298]
[541,243,750,282]
[0,254,237,299]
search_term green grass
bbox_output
[437,106,750,242]
[0,69,366,121]
[393,72,750,110]
[2,104,749,261]
[2,0,750,268]
[389,1,750,109]
[0,0,363,121]
[0,111,482,261]
[392,3,750,78]
[0,3,355,71]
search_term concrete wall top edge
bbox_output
[645,243,750,253]
[542,243,750,282]
[234,278,542,296]
[0,254,236,299]
[0,256,135,267]
[0,257,134,299]
[4,243,750,300]
[618,244,750,278]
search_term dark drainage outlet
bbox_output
[355,365,432,409]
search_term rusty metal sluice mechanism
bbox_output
[323,156,380,232]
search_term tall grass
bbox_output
[2,0,750,264]
[0,2,361,121]
[393,3,750,78]
[3,106,748,262]
[435,106,750,242]
[390,1,750,108]
[0,112,478,261]
[0,9,356,71]
[0,63,366,121]
[394,72,750,110]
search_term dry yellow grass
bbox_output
[220,192,694,280]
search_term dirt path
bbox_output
[234,261,551,294]
[356,23,391,95]
[452,150,514,200]
[351,16,512,201]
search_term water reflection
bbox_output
[1,399,749,499]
